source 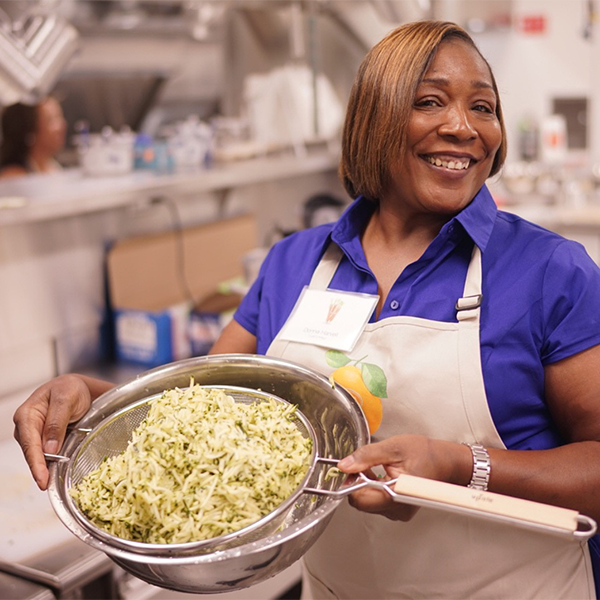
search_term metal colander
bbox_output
[60,385,318,556]
[46,354,369,593]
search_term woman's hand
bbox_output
[337,435,472,521]
[13,374,113,490]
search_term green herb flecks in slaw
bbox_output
[70,384,312,544]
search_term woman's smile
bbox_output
[421,153,473,171]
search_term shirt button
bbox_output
[390,300,399,310]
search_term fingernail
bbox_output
[44,440,59,454]
[338,455,355,470]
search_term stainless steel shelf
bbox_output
[0,148,339,227]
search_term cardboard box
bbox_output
[107,215,257,367]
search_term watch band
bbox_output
[463,443,491,491]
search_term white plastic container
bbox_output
[77,129,135,177]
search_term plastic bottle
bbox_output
[133,133,156,170]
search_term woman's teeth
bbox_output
[426,156,470,170]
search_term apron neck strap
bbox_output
[456,245,483,322]
[309,243,344,290]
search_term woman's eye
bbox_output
[415,98,439,108]
[473,104,494,114]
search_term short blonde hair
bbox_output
[339,20,507,200]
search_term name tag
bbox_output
[278,287,378,351]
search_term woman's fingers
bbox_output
[13,375,93,490]
[339,435,469,483]
[40,382,88,454]
[338,437,425,521]
[13,396,53,489]
[337,435,471,521]
[338,436,428,474]
[346,486,420,521]
[338,440,402,473]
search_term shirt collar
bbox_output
[329,184,497,254]
[452,184,497,252]
[330,197,376,246]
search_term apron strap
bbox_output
[308,243,344,290]
[456,246,483,322]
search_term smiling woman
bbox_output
[339,21,507,205]
[12,20,600,600]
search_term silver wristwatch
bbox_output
[464,443,491,491]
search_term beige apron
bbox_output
[267,243,594,599]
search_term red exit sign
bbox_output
[518,14,547,34]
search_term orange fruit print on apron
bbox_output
[326,349,388,434]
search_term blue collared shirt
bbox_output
[235,185,600,451]
[235,183,600,590]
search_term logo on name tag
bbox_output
[326,299,344,323]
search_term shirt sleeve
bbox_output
[542,240,600,364]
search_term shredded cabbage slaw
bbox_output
[70,384,312,544]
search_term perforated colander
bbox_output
[55,385,318,556]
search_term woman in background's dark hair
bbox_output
[0,102,38,170]
[0,96,66,178]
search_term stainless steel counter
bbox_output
[0,538,114,599]
[0,437,76,563]
[0,570,55,600]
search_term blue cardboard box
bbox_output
[114,302,191,367]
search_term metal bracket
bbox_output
[455,294,483,311]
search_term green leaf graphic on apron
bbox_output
[361,363,388,399]
[325,350,388,434]
[324,349,351,368]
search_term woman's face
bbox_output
[384,38,502,219]
[35,97,66,156]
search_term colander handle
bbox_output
[42,427,92,463]
[44,452,69,462]
[304,458,598,541]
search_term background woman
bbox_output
[13,21,600,598]
[0,96,66,178]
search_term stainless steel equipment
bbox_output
[47,354,370,594]
[0,10,79,105]
[0,537,115,600]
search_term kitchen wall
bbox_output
[37,1,600,164]
[0,1,352,403]
[467,0,595,164]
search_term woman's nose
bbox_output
[438,106,477,139]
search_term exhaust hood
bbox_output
[0,8,79,105]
